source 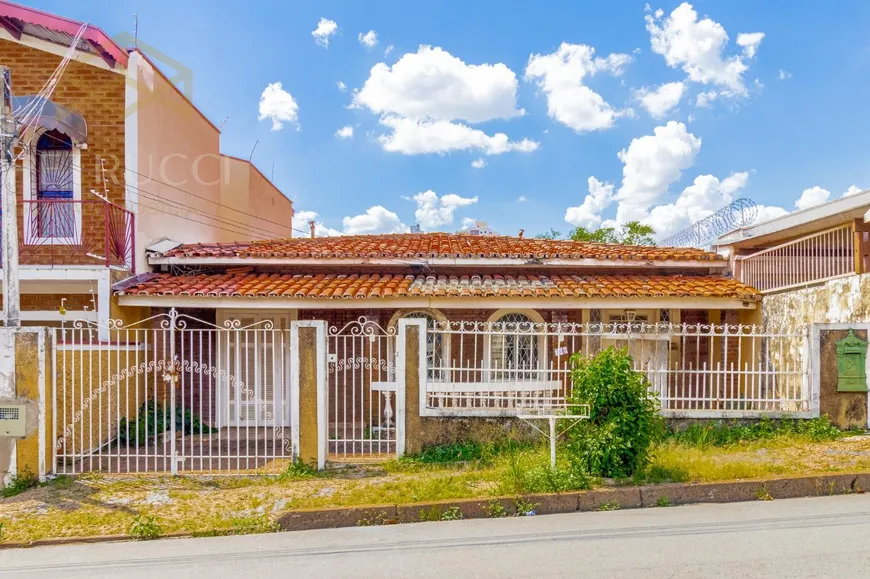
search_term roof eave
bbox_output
[146,256,729,269]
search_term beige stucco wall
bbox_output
[220,155,293,240]
[132,51,223,267]
[131,52,292,273]
[763,273,870,333]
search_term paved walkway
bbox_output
[4,494,870,578]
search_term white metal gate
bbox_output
[326,317,403,460]
[52,309,296,474]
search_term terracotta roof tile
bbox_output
[155,233,723,262]
[115,273,760,300]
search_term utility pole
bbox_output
[0,66,19,328]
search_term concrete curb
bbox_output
[275,472,869,531]
[1,473,867,548]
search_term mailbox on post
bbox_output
[836,329,868,392]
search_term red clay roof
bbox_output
[115,272,760,300]
[153,233,724,262]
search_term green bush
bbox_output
[129,515,161,540]
[566,347,665,479]
[117,400,217,447]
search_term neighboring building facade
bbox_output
[714,188,870,331]
[0,1,293,334]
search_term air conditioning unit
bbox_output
[0,405,26,438]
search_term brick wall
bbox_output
[0,40,125,266]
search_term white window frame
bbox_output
[22,127,83,245]
[484,309,547,382]
[388,308,450,382]
[215,309,296,428]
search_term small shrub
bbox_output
[483,500,509,518]
[655,496,672,507]
[129,515,161,540]
[0,520,5,541]
[514,498,537,516]
[2,467,38,498]
[521,465,593,494]
[597,501,621,511]
[755,487,773,501]
[280,459,319,481]
[441,506,463,521]
[118,401,217,447]
[567,347,666,479]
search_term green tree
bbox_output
[569,221,656,246]
[535,228,563,240]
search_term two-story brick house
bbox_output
[0,1,294,338]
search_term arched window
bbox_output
[488,311,543,381]
[34,129,75,238]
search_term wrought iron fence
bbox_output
[52,309,294,474]
[422,321,811,418]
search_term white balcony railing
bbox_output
[736,224,856,293]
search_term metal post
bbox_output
[169,307,178,475]
[0,66,19,328]
[549,417,556,469]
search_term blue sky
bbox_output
[29,0,870,239]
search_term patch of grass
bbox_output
[668,417,842,449]
[655,496,672,507]
[227,515,279,535]
[0,520,5,542]
[598,501,621,511]
[280,459,320,481]
[129,515,161,540]
[636,463,691,484]
[2,467,38,498]
[755,487,773,501]
[441,506,463,521]
[482,500,508,518]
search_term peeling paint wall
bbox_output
[764,274,870,332]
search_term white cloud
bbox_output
[777,69,792,80]
[736,32,765,59]
[634,81,685,118]
[795,186,831,210]
[525,42,632,132]
[646,3,763,96]
[353,46,523,123]
[292,210,342,237]
[754,205,790,224]
[612,121,702,223]
[517,195,528,202]
[412,190,478,230]
[335,125,354,139]
[460,217,477,230]
[359,30,378,47]
[342,206,408,235]
[844,185,864,197]
[336,81,347,92]
[384,44,394,57]
[565,177,616,229]
[471,158,486,169]
[312,18,338,47]
[257,82,299,131]
[643,172,750,239]
[695,90,720,108]
[376,116,539,156]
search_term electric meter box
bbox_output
[0,405,26,437]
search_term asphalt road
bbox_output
[4,494,870,578]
